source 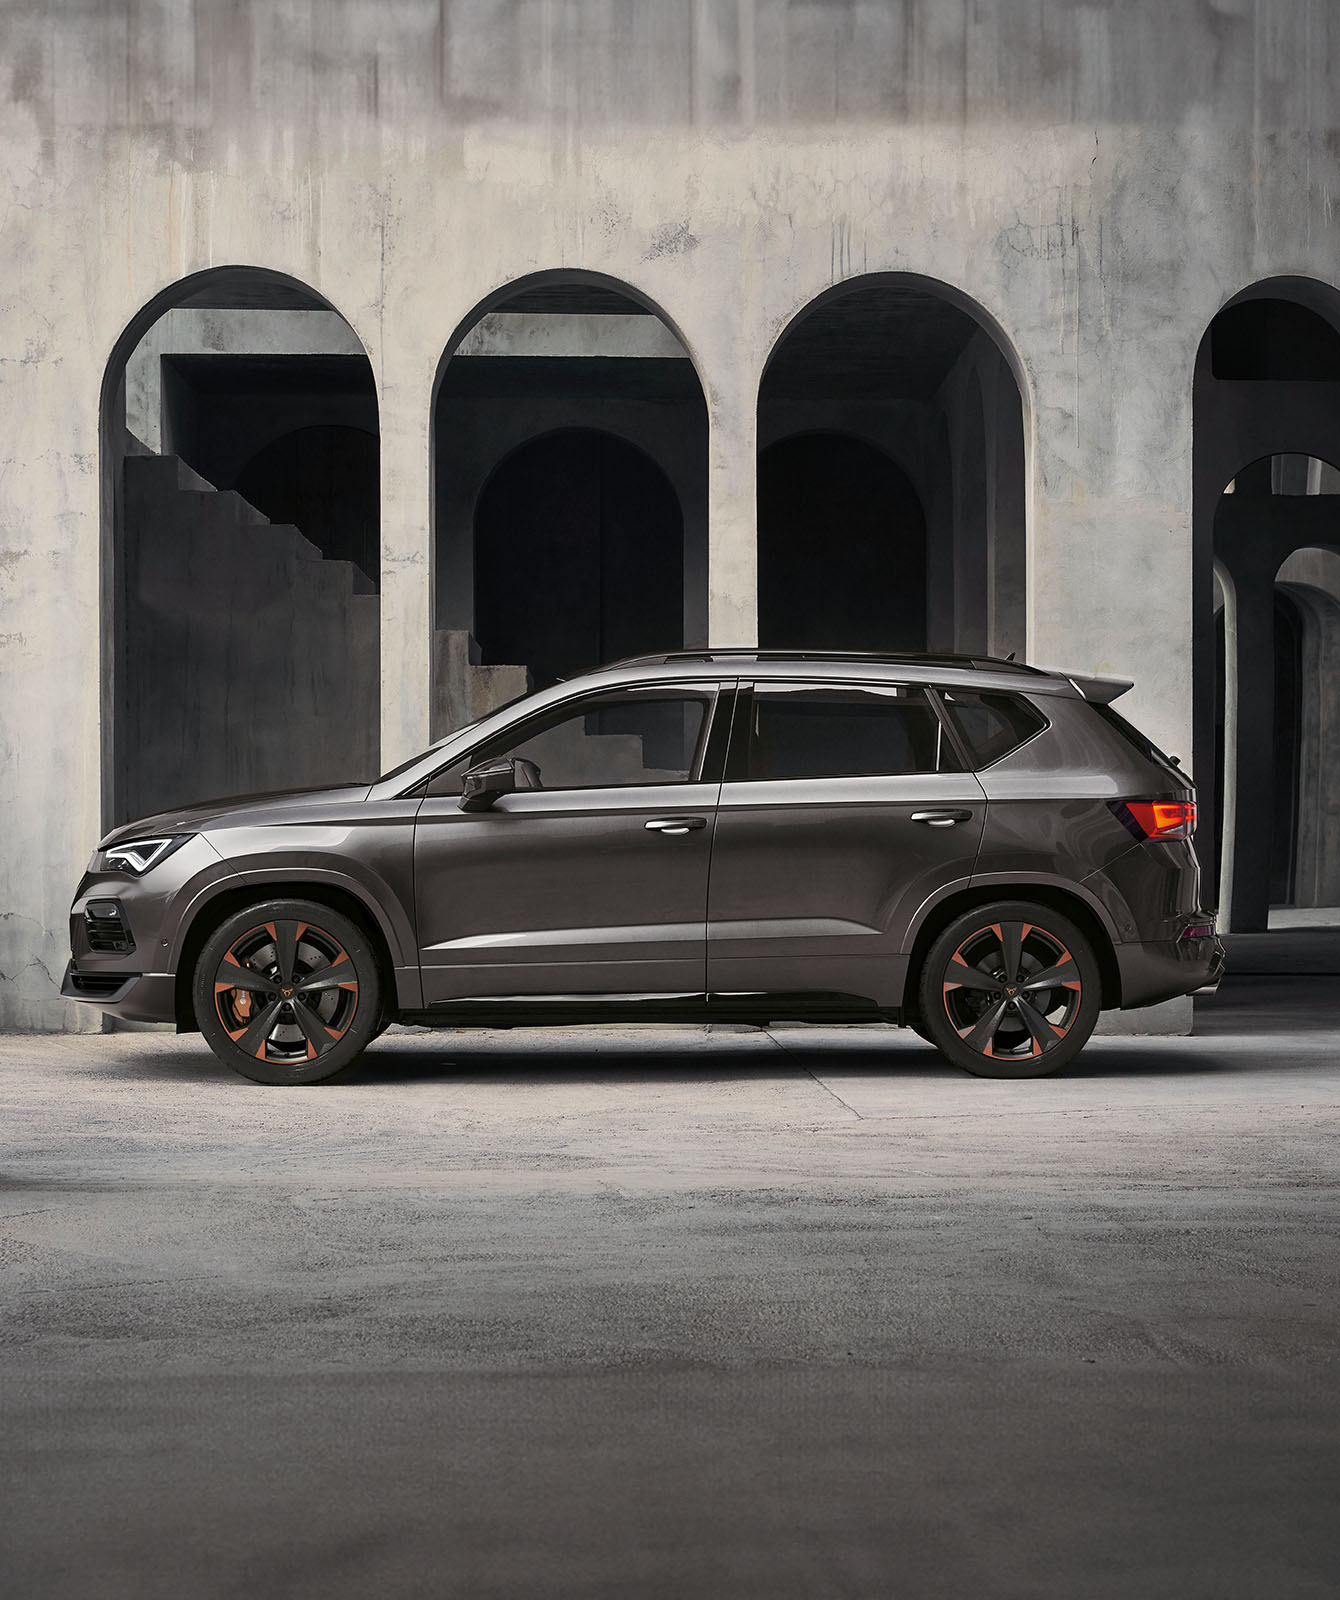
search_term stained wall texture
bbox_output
[2,1,1338,1026]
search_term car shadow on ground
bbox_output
[1192,973,1340,1034]
[102,975,1340,1087]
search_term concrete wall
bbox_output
[3,0,1340,1026]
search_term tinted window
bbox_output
[427,691,711,795]
[939,690,1046,767]
[743,684,961,780]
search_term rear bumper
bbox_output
[1115,931,1227,1009]
[61,962,178,1025]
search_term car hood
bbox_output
[98,784,375,848]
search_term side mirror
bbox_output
[459,756,540,812]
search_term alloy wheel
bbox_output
[941,920,1083,1063]
[213,919,360,1066]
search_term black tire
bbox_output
[917,900,1101,1079]
[193,898,382,1085]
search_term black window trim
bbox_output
[412,678,727,799]
[930,685,1052,771]
[926,688,975,772]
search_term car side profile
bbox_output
[64,651,1225,1084]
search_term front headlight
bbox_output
[101,834,193,876]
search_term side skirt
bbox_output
[396,991,899,1030]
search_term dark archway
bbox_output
[757,432,926,651]
[475,429,684,689]
[757,273,1027,657]
[100,268,380,825]
[1194,275,1340,927]
[430,271,708,736]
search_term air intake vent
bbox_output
[67,970,137,998]
[84,901,135,955]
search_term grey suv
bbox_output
[64,651,1224,1083]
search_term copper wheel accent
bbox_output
[213,919,359,1065]
[941,920,1083,1061]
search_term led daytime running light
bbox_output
[102,835,190,875]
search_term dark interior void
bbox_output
[756,277,1025,656]
[761,284,977,403]
[161,354,379,587]
[1271,591,1303,905]
[438,357,698,404]
[474,429,685,688]
[158,272,328,312]
[234,425,379,586]
[757,433,926,651]
[488,284,647,315]
[1211,300,1340,381]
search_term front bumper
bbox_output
[64,833,240,1027]
[61,962,179,1025]
[1115,926,1227,1009]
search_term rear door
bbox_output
[706,680,987,1009]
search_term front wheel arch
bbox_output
[902,884,1121,1020]
[173,881,397,1031]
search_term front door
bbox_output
[706,680,987,1009]
[414,684,724,1006]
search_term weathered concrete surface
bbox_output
[2,978,1337,1598]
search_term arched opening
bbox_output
[1194,274,1340,929]
[474,429,684,689]
[101,268,379,826]
[757,432,925,650]
[756,274,1027,656]
[1207,455,1340,928]
[430,273,708,737]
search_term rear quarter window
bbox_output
[939,690,1047,768]
[1088,703,1179,770]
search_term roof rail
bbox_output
[593,648,1046,674]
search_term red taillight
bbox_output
[1112,799,1196,841]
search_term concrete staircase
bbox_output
[431,629,531,739]
[120,454,380,820]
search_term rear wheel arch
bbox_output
[173,881,398,1031]
[902,884,1121,1016]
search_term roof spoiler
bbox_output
[1064,672,1134,704]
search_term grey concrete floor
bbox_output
[2,979,1338,1599]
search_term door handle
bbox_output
[910,810,974,827]
[645,816,708,836]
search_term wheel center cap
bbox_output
[282,987,293,998]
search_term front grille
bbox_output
[84,900,135,955]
